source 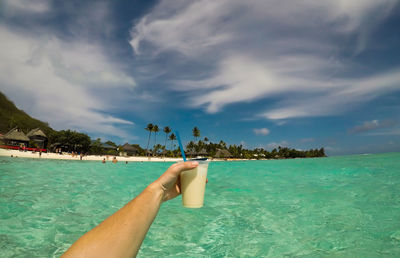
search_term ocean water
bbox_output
[1,153,400,257]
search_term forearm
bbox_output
[63,183,164,258]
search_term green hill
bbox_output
[0,92,55,136]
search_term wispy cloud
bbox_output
[348,119,397,134]
[253,128,270,136]
[130,0,400,119]
[2,0,51,15]
[366,129,400,136]
[0,2,136,139]
[325,146,341,153]
[301,138,315,143]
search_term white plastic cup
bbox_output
[180,161,209,208]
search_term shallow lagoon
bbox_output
[1,153,400,257]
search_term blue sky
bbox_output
[1,0,400,155]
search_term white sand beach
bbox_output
[0,148,183,162]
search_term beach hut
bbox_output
[27,128,48,149]
[50,142,61,152]
[186,148,197,158]
[214,149,232,159]
[101,143,117,150]
[3,127,30,147]
[197,148,208,156]
[120,143,140,156]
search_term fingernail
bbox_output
[190,161,199,167]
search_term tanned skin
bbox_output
[62,161,199,258]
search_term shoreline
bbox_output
[0,149,244,162]
[0,149,184,162]
[1,148,336,162]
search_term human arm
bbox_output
[62,161,199,258]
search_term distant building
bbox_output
[197,148,208,157]
[101,143,117,151]
[2,127,30,147]
[120,143,141,156]
[215,149,232,159]
[186,148,208,158]
[27,128,48,149]
[186,148,197,158]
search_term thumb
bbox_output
[167,161,199,177]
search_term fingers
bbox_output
[167,161,198,177]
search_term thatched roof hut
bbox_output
[4,127,30,142]
[101,143,116,150]
[197,148,208,156]
[186,149,197,157]
[27,128,48,149]
[27,128,47,138]
[121,143,141,156]
[122,143,138,152]
[3,127,29,146]
[215,149,232,158]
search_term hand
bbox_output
[153,161,199,202]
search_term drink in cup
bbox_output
[180,160,209,208]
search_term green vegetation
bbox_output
[0,92,55,136]
[1,91,326,158]
[153,125,159,153]
[163,126,171,152]
[184,140,326,159]
[49,130,91,153]
[192,126,200,141]
[144,123,154,156]
[169,133,177,151]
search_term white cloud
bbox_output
[259,67,400,120]
[131,0,397,56]
[253,128,270,136]
[0,25,135,138]
[2,0,50,15]
[130,0,400,119]
[130,1,232,56]
[367,129,400,136]
[325,146,341,153]
[348,119,397,134]
[301,138,315,143]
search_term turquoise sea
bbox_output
[1,153,400,257]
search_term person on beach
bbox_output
[62,161,199,257]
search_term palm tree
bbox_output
[145,123,154,157]
[153,144,163,156]
[192,126,200,142]
[163,126,171,150]
[204,137,209,144]
[169,133,176,155]
[153,125,159,146]
[152,125,159,156]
